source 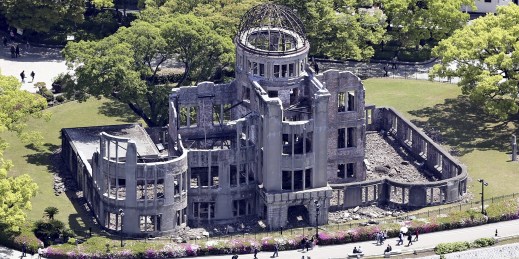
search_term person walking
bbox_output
[15,44,20,58]
[30,71,35,82]
[20,70,25,82]
[272,243,279,257]
[407,231,413,246]
[22,242,27,257]
[313,62,320,74]
[397,231,403,246]
[10,45,15,58]
[414,229,419,242]
[253,247,258,259]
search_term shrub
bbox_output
[435,241,470,255]
[38,87,54,102]
[471,237,496,248]
[397,48,431,62]
[67,238,76,245]
[55,95,65,102]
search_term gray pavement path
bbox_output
[172,219,519,259]
[0,42,70,93]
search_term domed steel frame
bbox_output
[236,3,308,56]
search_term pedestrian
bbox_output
[357,246,363,254]
[414,229,419,242]
[253,247,258,259]
[384,244,392,254]
[309,236,314,250]
[30,71,35,82]
[15,44,20,58]
[397,231,403,246]
[305,239,310,252]
[26,40,30,49]
[383,66,388,77]
[22,241,27,257]
[352,246,358,253]
[313,61,320,75]
[38,247,43,259]
[300,236,307,251]
[10,45,15,58]
[231,254,238,259]
[407,231,413,246]
[2,36,6,46]
[20,70,25,82]
[272,243,279,257]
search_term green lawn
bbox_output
[1,98,139,230]
[364,78,519,198]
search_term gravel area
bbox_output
[365,131,437,182]
[419,243,519,259]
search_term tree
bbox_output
[63,14,233,127]
[380,0,474,49]
[275,0,386,60]
[44,207,59,220]
[430,4,519,119]
[0,0,84,32]
[0,73,45,232]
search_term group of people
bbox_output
[352,245,363,254]
[374,230,388,245]
[19,70,35,83]
[300,236,315,252]
[396,229,419,247]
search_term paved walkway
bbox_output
[178,219,519,259]
[1,41,70,93]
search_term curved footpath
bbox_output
[2,219,519,259]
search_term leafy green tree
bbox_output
[44,207,59,220]
[275,0,386,60]
[0,0,84,32]
[0,73,45,232]
[380,0,474,49]
[90,0,115,9]
[64,15,232,127]
[430,4,519,119]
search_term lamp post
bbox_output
[119,209,125,247]
[314,200,321,240]
[477,179,488,215]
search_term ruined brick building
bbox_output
[61,3,467,237]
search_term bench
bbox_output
[383,249,402,258]
[347,253,364,258]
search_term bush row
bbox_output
[435,237,496,255]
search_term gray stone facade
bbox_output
[60,3,467,236]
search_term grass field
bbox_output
[1,98,139,229]
[364,78,519,198]
[2,78,519,232]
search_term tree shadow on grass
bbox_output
[24,143,60,171]
[97,100,141,123]
[409,95,518,156]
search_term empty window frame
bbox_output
[213,105,221,125]
[268,91,278,98]
[289,63,295,77]
[337,164,345,178]
[338,92,346,112]
[347,163,355,178]
[139,215,161,232]
[223,104,231,122]
[281,64,288,77]
[347,91,355,111]
[230,165,238,187]
[274,65,280,78]
[294,170,303,190]
[239,164,247,184]
[179,106,188,127]
[233,199,252,217]
[282,134,293,155]
[259,63,265,76]
[338,128,346,149]
[189,106,198,126]
[305,168,312,189]
[347,127,356,147]
[193,202,215,219]
[190,167,218,187]
[282,171,291,190]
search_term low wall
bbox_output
[331,107,468,210]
